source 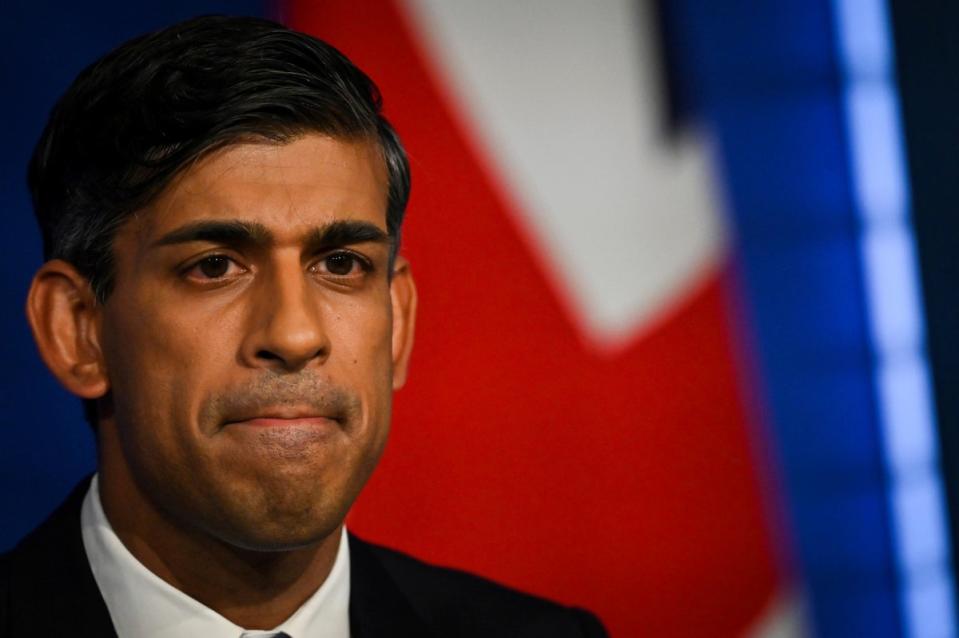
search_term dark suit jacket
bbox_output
[0,480,607,637]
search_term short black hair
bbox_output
[28,14,410,304]
[27,15,410,429]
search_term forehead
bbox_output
[135,134,390,240]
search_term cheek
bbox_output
[101,294,242,436]
[338,300,392,368]
[330,300,394,412]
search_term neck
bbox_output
[96,436,341,629]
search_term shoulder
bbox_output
[350,534,607,637]
[0,549,9,635]
[2,481,85,592]
[2,478,91,581]
[0,478,116,636]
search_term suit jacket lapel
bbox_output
[6,480,434,638]
[348,534,434,638]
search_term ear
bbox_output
[25,259,110,400]
[389,256,417,390]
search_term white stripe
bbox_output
[401,0,724,347]
[744,590,810,638]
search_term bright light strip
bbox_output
[834,0,957,636]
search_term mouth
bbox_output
[224,407,342,429]
[232,416,339,428]
[220,408,345,451]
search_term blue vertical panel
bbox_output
[833,0,957,636]
[0,0,268,551]
[887,0,959,632]
[663,1,902,635]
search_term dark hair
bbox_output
[28,14,410,304]
[27,15,411,428]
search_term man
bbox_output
[0,15,606,638]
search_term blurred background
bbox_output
[2,1,957,636]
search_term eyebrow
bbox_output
[152,219,391,252]
[304,220,392,252]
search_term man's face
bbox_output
[95,134,410,550]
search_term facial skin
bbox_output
[26,133,417,626]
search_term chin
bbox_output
[215,504,345,552]
[186,474,350,553]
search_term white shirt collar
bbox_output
[81,474,351,638]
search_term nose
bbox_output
[242,263,330,372]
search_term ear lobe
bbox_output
[389,256,417,390]
[25,260,110,400]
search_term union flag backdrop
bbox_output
[287,2,784,636]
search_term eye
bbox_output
[185,255,244,280]
[314,252,371,278]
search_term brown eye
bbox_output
[197,255,230,278]
[324,253,359,276]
